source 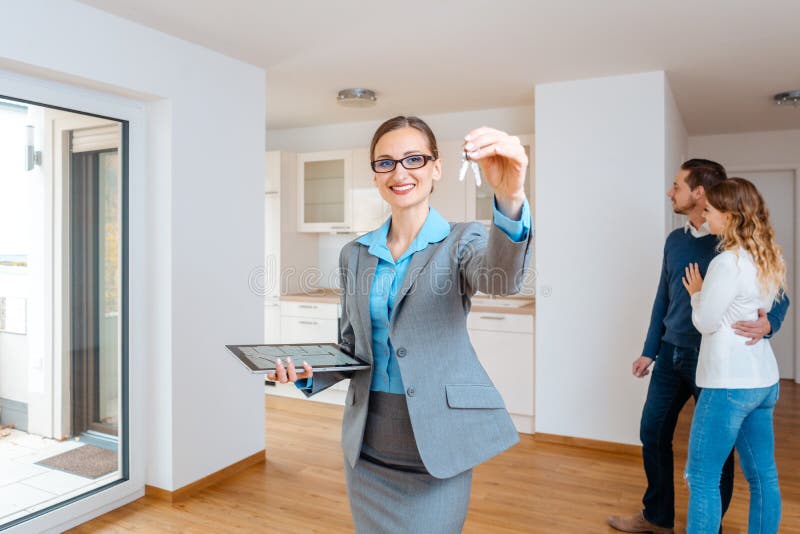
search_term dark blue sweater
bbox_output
[642,227,790,357]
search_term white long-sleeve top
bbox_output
[691,248,780,389]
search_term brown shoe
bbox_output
[607,511,674,533]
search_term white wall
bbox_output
[534,71,684,445]
[689,129,800,168]
[0,332,27,402]
[1,1,266,519]
[0,269,28,403]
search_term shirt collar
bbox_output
[684,220,711,238]
[357,207,451,264]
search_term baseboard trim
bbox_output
[145,449,266,503]
[534,433,641,456]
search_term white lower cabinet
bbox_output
[468,312,534,433]
[279,301,349,393]
[280,316,338,343]
[273,302,534,417]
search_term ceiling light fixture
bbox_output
[773,90,800,107]
[337,88,377,108]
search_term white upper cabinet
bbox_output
[294,134,532,233]
[297,149,388,233]
[298,150,352,232]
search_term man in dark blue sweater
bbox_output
[608,160,790,533]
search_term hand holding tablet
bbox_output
[267,357,313,383]
[226,343,371,378]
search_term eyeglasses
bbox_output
[370,154,435,173]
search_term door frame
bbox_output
[51,114,120,440]
[0,67,146,533]
[731,165,800,383]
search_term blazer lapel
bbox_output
[353,244,377,358]
[391,242,439,321]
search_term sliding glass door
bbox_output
[0,96,127,529]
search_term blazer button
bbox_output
[396,347,407,358]
[406,386,416,397]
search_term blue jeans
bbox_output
[686,384,781,534]
[640,342,734,529]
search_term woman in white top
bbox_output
[682,177,786,533]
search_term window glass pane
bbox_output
[0,97,127,528]
[304,159,344,223]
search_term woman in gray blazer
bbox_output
[270,116,533,533]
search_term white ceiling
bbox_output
[78,0,800,135]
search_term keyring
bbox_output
[458,151,482,187]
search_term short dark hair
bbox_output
[681,159,727,191]
[370,116,438,161]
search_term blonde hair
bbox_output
[706,177,786,300]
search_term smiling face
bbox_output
[703,201,730,235]
[372,127,441,211]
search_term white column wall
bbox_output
[534,71,683,444]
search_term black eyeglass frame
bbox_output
[370,154,436,173]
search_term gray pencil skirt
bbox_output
[344,391,473,534]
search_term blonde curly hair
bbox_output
[706,177,786,300]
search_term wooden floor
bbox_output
[69,380,799,533]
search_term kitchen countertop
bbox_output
[470,296,535,315]
[281,289,534,315]
[280,288,340,304]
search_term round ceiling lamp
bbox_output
[337,88,377,108]
[773,90,800,107]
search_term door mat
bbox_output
[36,444,117,479]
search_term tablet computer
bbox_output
[226,343,371,374]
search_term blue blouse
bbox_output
[357,198,531,393]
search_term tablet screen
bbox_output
[226,343,369,373]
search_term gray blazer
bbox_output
[304,221,533,479]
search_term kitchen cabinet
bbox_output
[293,134,534,233]
[264,152,282,343]
[468,311,534,433]
[297,150,352,232]
[297,149,388,233]
[280,300,348,392]
[264,188,281,300]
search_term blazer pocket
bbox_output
[445,384,505,409]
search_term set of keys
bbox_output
[458,151,483,187]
